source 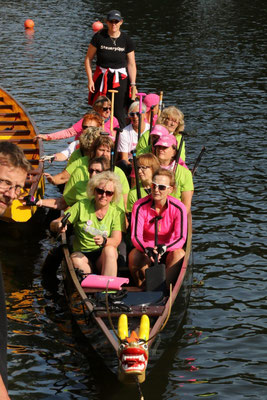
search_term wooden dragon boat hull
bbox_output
[0,87,45,222]
[61,213,192,383]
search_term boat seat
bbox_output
[0,112,20,118]
[0,105,13,110]
[95,290,165,307]
[0,129,31,135]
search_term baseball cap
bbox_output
[151,125,169,137]
[143,94,160,112]
[154,134,177,148]
[106,10,122,21]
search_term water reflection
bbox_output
[0,0,266,399]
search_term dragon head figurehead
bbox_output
[117,314,150,384]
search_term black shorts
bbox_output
[82,248,103,272]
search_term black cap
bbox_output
[106,10,122,21]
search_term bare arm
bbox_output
[50,215,68,233]
[181,190,194,214]
[127,51,137,84]
[85,44,97,92]
[43,170,70,185]
[94,230,122,248]
[36,197,67,210]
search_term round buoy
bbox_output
[24,19,35,29]
[92,21,103,32]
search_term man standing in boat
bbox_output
[0,142,31,399]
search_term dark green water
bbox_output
[0,0,266,398]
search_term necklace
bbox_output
[110,36,117,46]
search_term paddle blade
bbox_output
[145,264,166,292]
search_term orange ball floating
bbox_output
[92,21,103,32]
[24,19,35,29]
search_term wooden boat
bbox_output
[61,213,193,384]
[0,86,45,222]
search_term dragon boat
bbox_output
[0,86,45,222]
[61,212,193,384]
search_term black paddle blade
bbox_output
[145,264,166,292]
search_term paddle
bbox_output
[108,89,118,134]
[158,91,163,117]
[55,212,71,241]
[136,92,146,141]
[192,146,206,176]
[148,105,155,147]
[111,127,122,171]
[145,215,166,292]
[173,133,185,174]
[131,149,141,199]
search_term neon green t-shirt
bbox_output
[66,154,87,176]
[66,198,126,252]
[136,132,186,162]
[127,185,149,212]
[67,148,83,167]
[63,163,129,211]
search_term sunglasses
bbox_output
[129,111,144,117]
[89,168,102,174]
[108,20,120,24]
[152,181,171,191]
[95,187,114,197]
[82,125,91,129]
[102,107,111,111]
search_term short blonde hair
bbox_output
[79,126,102,151]
[128,101,147,114]
[157,106,185,133]
[89,135,114,160]
[137,153,160,175]
[153,168,176,190]
[86,171,122,204]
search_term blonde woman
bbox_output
[50,171,125,276]
[136,106,186,162]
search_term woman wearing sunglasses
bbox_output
[85,10,137,128]
[129,169,187,288]
[93,96,120,137]
[117,101,150,177]
[50,171,125,277]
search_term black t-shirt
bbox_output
[91,29,135,69]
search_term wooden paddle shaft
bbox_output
[108,89,118,133]
[158,91,163,117]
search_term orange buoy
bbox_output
[24,19,35,29]
[92,21,103,32]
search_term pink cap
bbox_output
[154,134,177,148]
[151,124,169,137]
[143,94,160,112]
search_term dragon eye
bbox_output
[119,343,126,350]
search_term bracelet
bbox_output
[101,236,107,247]
[130,83,136,86]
